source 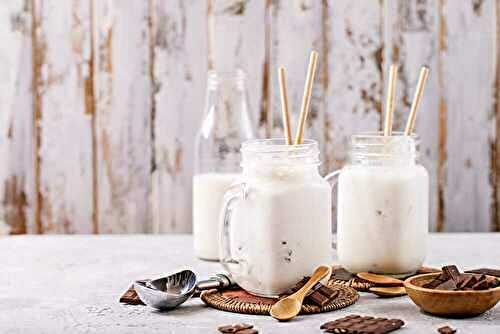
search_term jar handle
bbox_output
[324,170,341,250]
[219,182,248,273]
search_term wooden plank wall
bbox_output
[0,0,498,234]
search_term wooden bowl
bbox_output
[404,273,500,318]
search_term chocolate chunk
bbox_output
[281,277,310,296]
[435,279,457,291]
[119,285,145,305]
[437,325,456,334]
[471,275,490,290]
[309,286,339,307]
[456,275,477,290]
[423,275,446,289]
[281,277,339,307]
[320,315,405,333]
[465,268,500,278]
[309,292,331,307]
[487,277,500,289]
[237,330,258,334]
[217,324,254,333]
[442,265,461,283]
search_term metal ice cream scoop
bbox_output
[133,270,234,310]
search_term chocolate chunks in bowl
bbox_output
[442,265,461,284]
[422,265,499,291]
[456,275,477,290]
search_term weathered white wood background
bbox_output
[0,0,498,234]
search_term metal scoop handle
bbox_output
[196,273,235,292]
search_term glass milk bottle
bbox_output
[193,69,254,261]
[330,132,429,275]
[219,139,332,297]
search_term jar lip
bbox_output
[352,131,418,140]
[348,131,419,164]
[241,138,320,165]
[241,138,317,153]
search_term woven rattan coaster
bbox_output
[201,282,358,316]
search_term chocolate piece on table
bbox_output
[237,329,258,334]
[442,265,461,283]
[465,268,500,278]
[119,285,145,305]
[437,325,457,334]
[471,275,490,290]
[320,315,405,334]
[217,324,254,333]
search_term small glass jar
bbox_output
[193,70,254,261]
[220,139,332,297]
[333,132,429,275]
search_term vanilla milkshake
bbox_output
[335,133,428,274]
[220,139,332,296]
[193,173,239,260]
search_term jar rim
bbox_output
[348,131,418,165]
[241,138,317,152]
[351,131,418,140]
[241,138,320,165]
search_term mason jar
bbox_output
[331,132,429,275]
[219,139,332,297]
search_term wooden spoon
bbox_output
[357,272,404,286]
[369,286,407,298]
[270,265,331,321]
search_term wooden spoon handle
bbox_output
[292,266,331,302]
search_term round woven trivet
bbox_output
[200,282,358,316]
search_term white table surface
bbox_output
[1,234,499,333]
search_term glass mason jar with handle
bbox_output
[219,139,333,297]
[193,69,254,261]
[220,133,429,297]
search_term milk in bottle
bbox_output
[193,70,254,260]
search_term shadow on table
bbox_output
[151,304,208,317]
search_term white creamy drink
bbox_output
[335,134,429,274]
[193,173,239,260]
[220,139,332,297]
